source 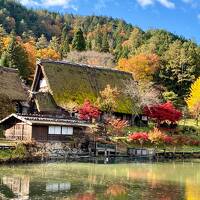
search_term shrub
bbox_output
[163,135,173,144]
[107,118,128,136]
[128,132,149,146]
[179,126,200,135]
[12,143,27,159]
[148,128,165,146]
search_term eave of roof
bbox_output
[0,113,90,127]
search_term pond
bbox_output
[0,160,200,200]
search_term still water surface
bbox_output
[0,160,200,200]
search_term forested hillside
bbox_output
[0,0,200,105]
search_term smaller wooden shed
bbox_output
[0,114,90,142]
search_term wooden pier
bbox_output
[155,151,200,159]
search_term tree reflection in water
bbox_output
[0,161,199,200]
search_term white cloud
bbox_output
[19,0,77,10]
[41,0,72,7]
[19,0,39,7]
[137,0,175,9]
[137,0,154,7]
[158,0,175,8]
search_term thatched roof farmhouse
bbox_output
[31,60,133,115]
[0,60,137,142]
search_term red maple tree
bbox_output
[144,102,182,124]
[78,100,101,121]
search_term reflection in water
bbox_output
[0,161,200,199]
[46,182,71,192]
[2,176,30,199]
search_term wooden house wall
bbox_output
[32,125,85,142]
[5,122,32,141]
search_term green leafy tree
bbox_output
[159,40,200,97]
[49,36,60,52]
[36,34,48,49]
[162,91,179,107]
[72,28,86,51]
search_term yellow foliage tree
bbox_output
[117,53,160,83]
[36,48,60,60]
[187,77,200,125]
[2,36,12,49]
[96,84,119,114]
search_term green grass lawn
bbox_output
[179,119,200,128]
[0,139,16,146]
[125,123,154,134]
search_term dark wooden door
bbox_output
[32,126,48,141]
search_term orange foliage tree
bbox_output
[106,118,128,136]
[36,47,60,60]
[23,39,36,80]
[117,53,160,83]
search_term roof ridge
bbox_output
[38,59,132,75]
[0,66,18,73]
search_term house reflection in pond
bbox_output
[1,176,71,199]
[2,176,30,200]
[46,182,71,192]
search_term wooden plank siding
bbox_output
[5,123,32,141]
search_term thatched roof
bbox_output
[32,60,133,114]
[0,67,27,101]
[34,92,59,113]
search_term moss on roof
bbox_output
[35,92,58,113]
[0,67,27,101]
[38,60,133,114]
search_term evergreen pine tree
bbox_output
[0,34,30,79]
[0,51,9,67]
[2,35,16,68]
[36,34,48,49]
[72,28,86,51]
[0,25,6,37]
[95,32,102,52]
[60,25,70,59]
[86,39,92,50]
[101,33,109,52]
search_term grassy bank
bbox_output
[0,149,12,160]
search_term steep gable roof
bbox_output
[32,60,133,114]
[0,67,28,101]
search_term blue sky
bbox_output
[19,0,200,43]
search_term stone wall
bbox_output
[26,142,84,159]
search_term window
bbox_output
[62,127,73,135]
[48,126,73,135]
[48,126,61,135]
[39,78,47,88]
